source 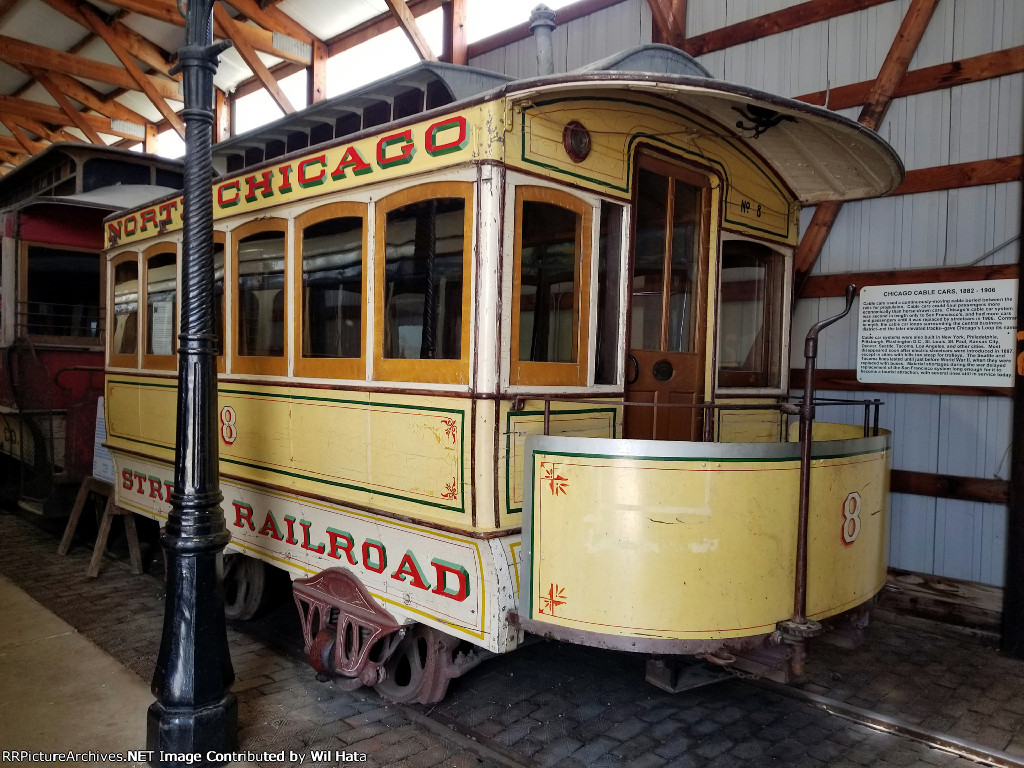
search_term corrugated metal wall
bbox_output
[471,0,1022,587]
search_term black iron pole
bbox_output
[147,2,235,765]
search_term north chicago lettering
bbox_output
[231,501,471,602]
[106,114,471,246]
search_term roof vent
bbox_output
[530,5,557,76]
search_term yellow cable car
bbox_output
[103,46,902,703]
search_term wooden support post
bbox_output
[308,39,328,104]
[442,0,467,65]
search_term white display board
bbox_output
[857,279,1017,387]
[92,396,115,483]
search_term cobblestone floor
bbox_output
[3,509,1023,768]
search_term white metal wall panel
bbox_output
[934,500,1007,584]
[468,0,653,77]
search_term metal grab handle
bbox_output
[626,354,640,385]
[789,283,857,634]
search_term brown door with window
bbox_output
[625,154,710,441]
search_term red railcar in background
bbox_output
[0,144,181,514]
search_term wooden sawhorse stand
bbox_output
[58,476,143,578]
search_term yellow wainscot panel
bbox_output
[365,392,472,524]
[522,437,801,643]
[500,400,622,519]
[805,438,891,620]
[218,384,372,503]
[519,428,892,652]
[104,375,176,457]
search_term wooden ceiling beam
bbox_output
[27,67,106,144]
[0,149,27,167]
[0,0,19,24]
[465,0,623,60]
[0,117,46,154]
[647,0,687,50]
[224,0,316,45]
[0,92,146,141]
[794,0,941,294]
[384,0,438,62]
[14,114,74,144]
[41,0,178,78]
[0,34,182,102]
[98,0,311,65]
[214,3,295,114]
[684,0,892,57]
[797,45,1024,111]
[74,2,186,137]
[41,71,152,126]
[229,0,444,100]
[0,135,27,155]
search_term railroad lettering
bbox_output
[233,500,255,530]
[326,527,358,564]
[258,510,285,541]
[124,468,472,602]
[391,550,431,590]
[362,540,387,573]
[282,514,300,545]
[298,518,325,554]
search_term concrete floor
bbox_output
[0,572,152,754]
[4,508,1024,768]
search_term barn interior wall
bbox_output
[471,0,1022,588]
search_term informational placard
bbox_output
[92,396,115,483]
[857,279,1017,387]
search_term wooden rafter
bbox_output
[225,0,316,46]
[214,3,295,115]
[38,71,152,127]
[0,135,27,155]
[0,0,19,23]
[42,0,178,78]
[0,34,182,103]
[73,1,186,137]
[647,0,686,50]
[893,156,1023,196]
[27,67,105,144]
[794,0,940,294]
[385,0,438,62]
[801,263,1018,299]
[0,149,27,167]
[0,117,45,154]
[230,0,445,100]
[797,45,1024,111]
[13,114,75,144]
[0,91,145,142]
[684,0,892,57]
[98,0,312,65]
